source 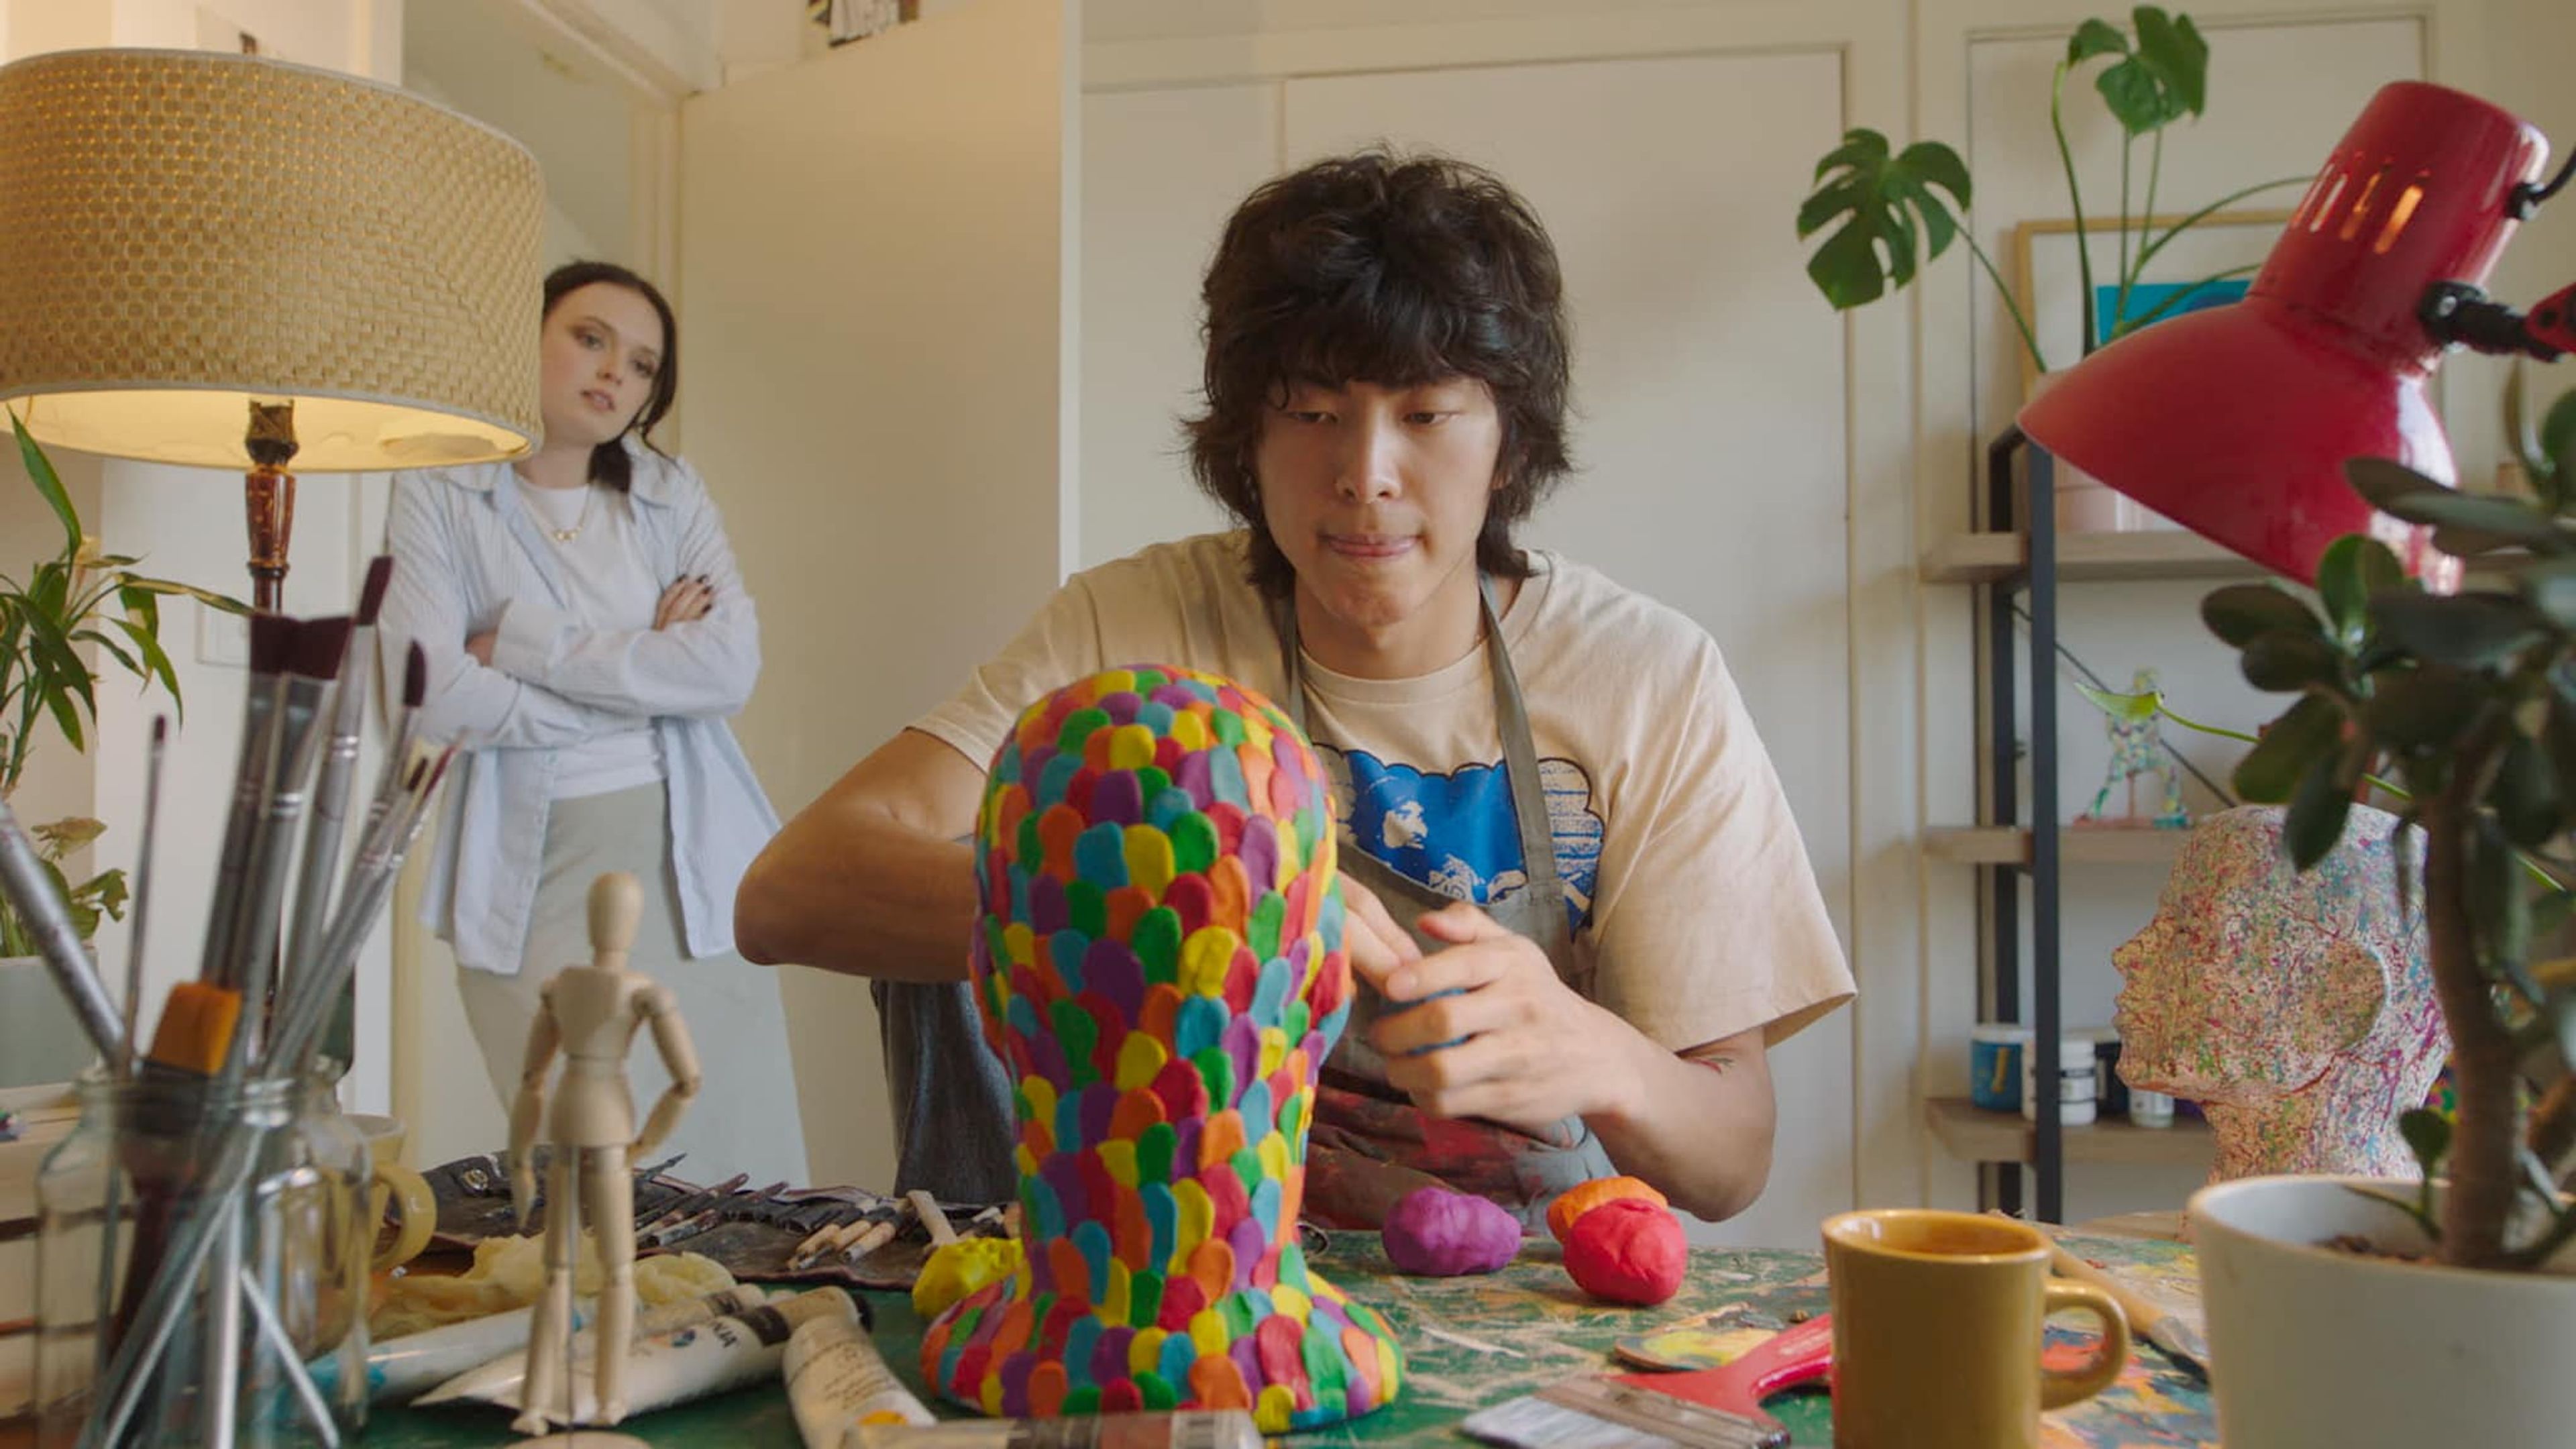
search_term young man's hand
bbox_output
[1358,900,1642,1136]
[1336,875,1421,986]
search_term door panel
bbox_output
[678,0,1077,1189]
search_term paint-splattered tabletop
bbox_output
[360,1230,2215,1447]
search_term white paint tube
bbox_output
[783,1311,935,1448]
[409,1283,772,1409]
[309,1301,559,1406]
[422,1286,856,1425]
[847,1411,1263,1449]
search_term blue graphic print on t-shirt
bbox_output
[1321,747,1603,932]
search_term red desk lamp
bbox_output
[2019,81,2570,587]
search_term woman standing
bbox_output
[379,261,808,1185]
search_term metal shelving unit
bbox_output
[1925,429,2229,1222]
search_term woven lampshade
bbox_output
[0,48,544,471]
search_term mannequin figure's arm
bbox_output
[633,983,703,1157]
[508,993,561,1228]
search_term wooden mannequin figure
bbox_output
[508,871,704,1437]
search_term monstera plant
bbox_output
[2,413,242,954]
[1795,6,2305,372]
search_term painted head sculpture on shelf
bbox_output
[2112,804,2446,1182]
[920,665,1404,1432]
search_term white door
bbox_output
[676,0,1078,1189]
[1081,50,1854,1247]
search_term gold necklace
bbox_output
[525,480,595,542]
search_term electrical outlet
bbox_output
[197,604,249,668]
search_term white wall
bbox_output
[5,0,409,1115]
[677,0,1079,1193]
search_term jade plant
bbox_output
[2125,380,2576,1271]
[1,413,242,954]
[1796,6,2305,372]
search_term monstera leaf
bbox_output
[2070,7,2208,136]
[1796,129,1972,311]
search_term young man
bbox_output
[736,150,1852,1229]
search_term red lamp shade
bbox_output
[2018,82,2549,586]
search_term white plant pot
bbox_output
[0,957,101,1089]
[2192,1174,2576,1449]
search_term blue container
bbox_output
[1970,1024,2029,1112]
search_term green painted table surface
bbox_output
[364,1232,2217,1448]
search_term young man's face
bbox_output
[1254,375,1505,648]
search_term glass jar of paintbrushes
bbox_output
[33,1069,375,1447]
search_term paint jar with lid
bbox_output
[1969,1024,2029,1112]
[2021,1034,2098,1126]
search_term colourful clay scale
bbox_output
[922,665,1406,1432]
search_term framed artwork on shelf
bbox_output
[2010,209,2295,405]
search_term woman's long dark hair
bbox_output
[543,260,679,494]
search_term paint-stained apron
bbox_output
[1271,581,1617,1230]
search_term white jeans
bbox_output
[457,783,810,1187]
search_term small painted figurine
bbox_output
[507,871,703,1434]
[2080,667,2189,828]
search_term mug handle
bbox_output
[2037,1281,2132,1411]
[370,1160,438,1271]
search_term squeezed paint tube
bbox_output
[407,1284,772,1409]
[782,1311,934,1448]
[847,1411,1263,1449]
[421,1286,857,1424]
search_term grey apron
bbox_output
[1273,579,1618,1230]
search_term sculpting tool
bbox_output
[635,1172,748,1238]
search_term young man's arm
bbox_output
[1361,902,1775,1221]
[733,729,985,981]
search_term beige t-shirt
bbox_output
[914,533,1854,1053]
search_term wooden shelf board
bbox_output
[1921,529,2270,584]
[1925,826,2188,866]
[1925,1096,2214,1169]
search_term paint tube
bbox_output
[847,1411,1263,1449]
[421,1285,856,1425]
[309,1301,557,1407]
[782,1311,935,1448]
[409,1283,772,1409]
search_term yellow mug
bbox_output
[1822,1209,2130,1449]
[347,1112,437,1271]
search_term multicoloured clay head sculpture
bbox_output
[922,665,1405,1432]
[2112,804,2447,1182]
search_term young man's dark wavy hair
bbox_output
[1184,150,1574,599]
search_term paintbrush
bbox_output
[223,616,351,1069]
[1459,1313,1834,1449]
[118,716,169,1078]
[316,639,426,1072]
[2039,1232,2208,1379]
[0,794,127,1065]
[87,751,446,1444]
[287,560,390,1001]
[267,747,452,1075]
[109,980,245,1336]
[200,614,297,992]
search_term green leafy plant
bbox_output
[1,412,243,955]
[2171,382,2576,1273]
[1796,6,2306,372]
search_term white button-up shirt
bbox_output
[378,441,780,974]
